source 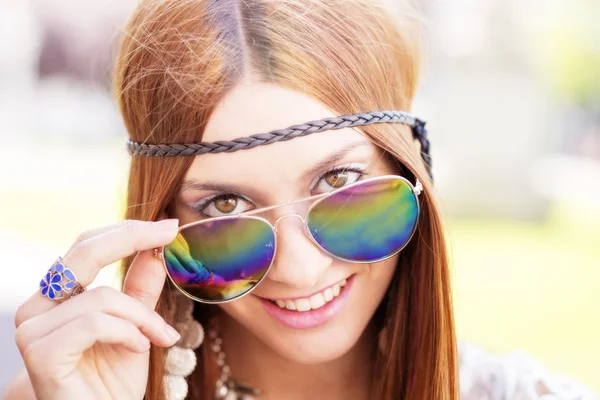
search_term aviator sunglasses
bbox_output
[159,174,423,303]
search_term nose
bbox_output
[267,214,332,289]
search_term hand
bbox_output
[14,219,181,400]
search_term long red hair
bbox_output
[113,0,458,398]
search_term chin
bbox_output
[218,266,395,364]
[222,300,370,364]
[278,326,368,364]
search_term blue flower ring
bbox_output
[39,257,86,301]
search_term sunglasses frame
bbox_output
[160,174,423,304]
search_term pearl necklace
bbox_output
[210,326,262,400]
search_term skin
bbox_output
[172,75,400,399]
[5,76,402,400]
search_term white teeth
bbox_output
[271,278,349,312]
[295,299,311,312]
[309,293,326,310]
[332,284,341,296]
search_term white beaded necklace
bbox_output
[164,292,261,400]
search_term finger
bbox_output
[15,286,180,352]
[122,249,167,311]
[22,313,151,379]
[65,221,132,255]
[15,219,179,328]
[14,221,141,328]
[63,219,179,285]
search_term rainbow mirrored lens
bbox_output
[306,177,418,262]
[164,217,275,302]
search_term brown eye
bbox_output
[324,171,349,188]
[214,196,237,213]
[312,168,364,194]
[197,194,254,218]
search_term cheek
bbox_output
[217,297,255,327]
[364,256,398,298]
[349,256,397,325]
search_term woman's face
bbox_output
[172,78,399,364]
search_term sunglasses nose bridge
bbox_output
[273,213,306,233]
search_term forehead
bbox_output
[202,79,337,143]
[185,80,382,184]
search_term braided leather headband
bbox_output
[126,110,433,180]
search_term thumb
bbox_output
[122,248,168,310]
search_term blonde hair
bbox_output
[113,0,457,398]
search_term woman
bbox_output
[6,0,598,399]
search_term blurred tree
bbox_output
[533,1,600,108]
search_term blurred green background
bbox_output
[452,202,600,390]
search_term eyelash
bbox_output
[190,164,367,217]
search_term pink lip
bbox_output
[257,274,355,330]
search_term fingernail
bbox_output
[166,324,181,342]
[154,219,179,231]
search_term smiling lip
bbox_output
[256,275,355,329]
[257,277,350,302]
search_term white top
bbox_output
[459,342,599,400]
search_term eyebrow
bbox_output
[180,139,372,194]
[300,140,371,182]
